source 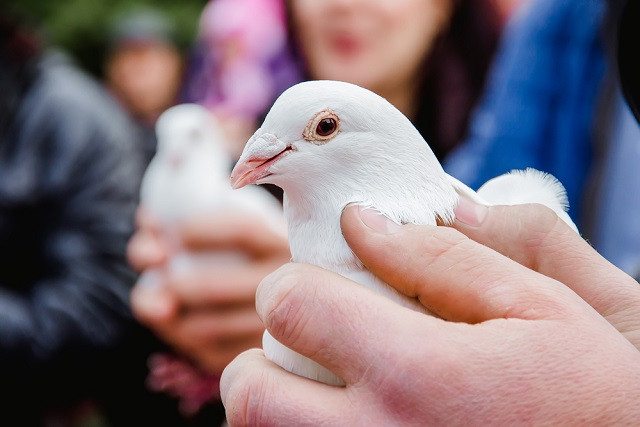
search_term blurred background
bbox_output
[16,0,205,77]
[0,1,519,424]
[3,0,639,426]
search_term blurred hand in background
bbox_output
[127,207,290,413]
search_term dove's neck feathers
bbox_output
[256,80,459,270]
[282,133,458,272]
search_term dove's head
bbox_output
[231,80,448,204]
[155,103,229,173]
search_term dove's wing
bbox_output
[449,169,577,232]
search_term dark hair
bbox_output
[184,0,502,162]
[0,8,43,136]
[414,2,502,160]
[284,1,503,161]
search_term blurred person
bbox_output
[0,9,142,423]
[104,8,184,165]
[220,4,640,421]
[129,0,506,417]
[288,0,502,161]
[0,8,219,426]
[129,3,294,418]
[443,0,640,278]
[184,0,503,160]
[181,0,302,159]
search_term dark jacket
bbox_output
[0,50,150,419]
[0,49,227,426]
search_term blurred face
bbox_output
[106,42,182,122]
[290,0,453,95]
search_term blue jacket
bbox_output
[444,0,607,225]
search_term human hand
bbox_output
[220,203,640,425]
[128,207,290,374]
[451,196,640,349]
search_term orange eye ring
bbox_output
[303,109,340,143]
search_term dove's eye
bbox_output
[303,109,340,144]
[317,118,337,136]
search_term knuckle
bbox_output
[398,226,476,288]
[492,203,560,242]
[488,204,568,269]
[425,226,472,260]
[264,273,311,348]
[221,351,275,426]
[519,204,569,258]
[257,263,317,348]
[523,203,563,234]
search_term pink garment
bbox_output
[146,352,221,416]
[199,0,286,61]
[195,0,294,119]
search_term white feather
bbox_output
[475,168,577,232]
[234,81,578,386]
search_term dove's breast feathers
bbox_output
[282,151,459,273]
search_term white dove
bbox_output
[230,80,578,386]
[140,103,285,275]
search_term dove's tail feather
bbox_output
[477,168,578,232]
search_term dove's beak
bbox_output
[230,133,292,189]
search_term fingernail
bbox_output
[454,196,488,227]
[357,205,402,234]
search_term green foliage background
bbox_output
[14,0,208,77]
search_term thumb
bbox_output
[340,204,579,323]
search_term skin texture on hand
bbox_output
[220,201,640,425]
[451,197,640,348]
[128,207,290,374]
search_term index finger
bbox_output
[163,260,279,308]
[178,210,289,259]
